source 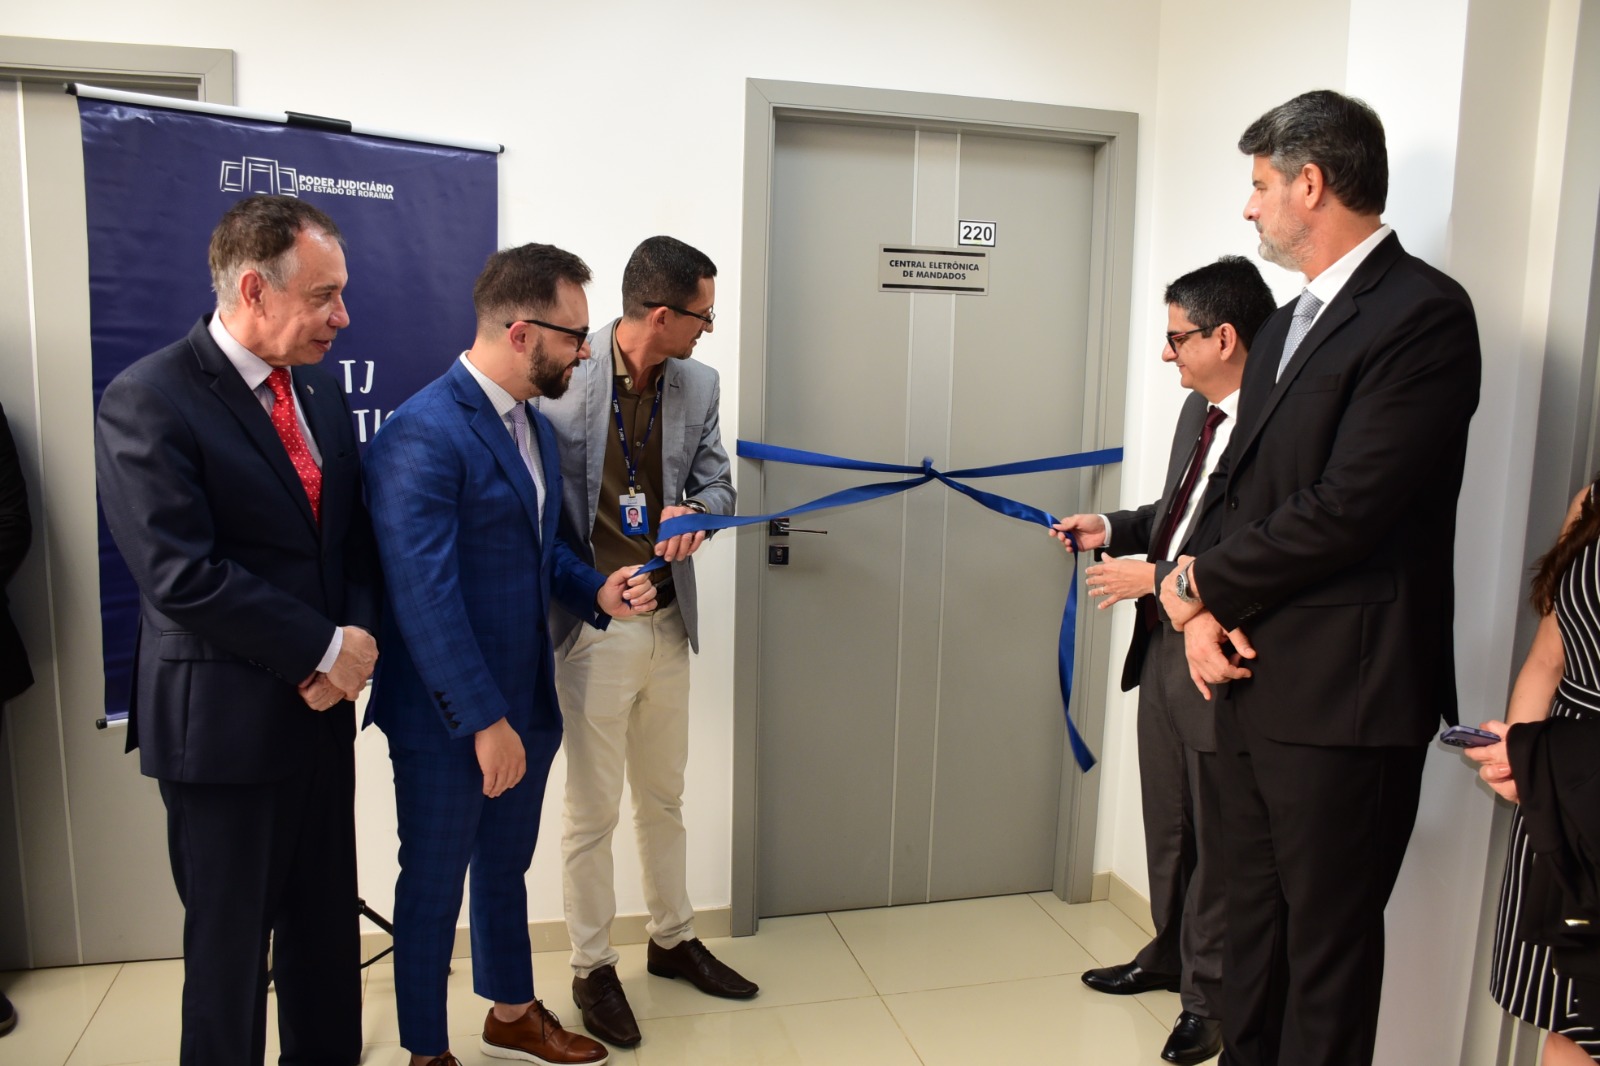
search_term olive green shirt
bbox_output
[592,334,672,599]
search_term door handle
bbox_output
[768,517,828,536]
[767,516,826,566]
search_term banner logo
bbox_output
[218,155,398,201]
[219,156,300,196]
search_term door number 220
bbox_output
[958,220,996,247]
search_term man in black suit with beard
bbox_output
[1159,91,1482,1066]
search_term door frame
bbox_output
[0,36,232,969]
[732,78,1138,934]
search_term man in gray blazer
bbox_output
[538,236,746,1049]
[1054,256,1275,1065]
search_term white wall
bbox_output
[1099,0,1356,902]
[1114,0,1572,1061]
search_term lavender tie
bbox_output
[507,403,546,534]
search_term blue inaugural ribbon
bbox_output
[638,440,1123,772]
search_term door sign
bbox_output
[878,245,988,295]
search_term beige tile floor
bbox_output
[0,893,1214,1065]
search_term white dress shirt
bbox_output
[1301,223,1393,330]
[208,314,323,465]
[1100,387,1239,562]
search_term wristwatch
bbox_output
[683,499,708,515]
[1174,562,1199,604]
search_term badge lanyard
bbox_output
[611,377,663,493]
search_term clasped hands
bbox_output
[1049,515,1255,699]
[298,625,378,712]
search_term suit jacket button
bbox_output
[1229,497,1239,510]
[448,721,459,730]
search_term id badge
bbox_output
[620,493,649,536]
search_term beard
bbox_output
[1257,188,1311,272]
[1258,228,1307,272]
[528,334,573,399]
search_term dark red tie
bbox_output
[1149,404,1227,562]
[266,368,322,523]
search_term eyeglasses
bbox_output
[1165,325,1214,353]
[507,319,590,352]
[643,302,715,326]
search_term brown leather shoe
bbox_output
[646,938,758,999]
[419,1057,463,1066]
[572,965,641,1048]
[480,1002,609,1065]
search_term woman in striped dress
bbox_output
[1468,482,1600,1063]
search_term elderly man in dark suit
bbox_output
[95,196,379,1066]
[365,243,654,1066]
[1159,91,1482,1066]
[0,401,32,1038]
[1055,255,1276,1065]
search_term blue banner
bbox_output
[80,97,498,721]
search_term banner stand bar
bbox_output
[67,83,504,155]
[286,110,353,134]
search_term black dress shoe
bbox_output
[0,990,14,1037]
[646,938,759,998]
[573,964,641,1048]
[1161,1011,1222,1065]
[1080,960,1181,995]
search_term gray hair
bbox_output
[1238,90,1388,216]
[210,195,343,312]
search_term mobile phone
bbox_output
[1440,725,1501,748]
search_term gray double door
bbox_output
[755,117,1103,916]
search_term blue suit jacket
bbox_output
[364,358,608,751]
[94,317,379,783]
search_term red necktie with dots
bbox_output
[266,368,322,524]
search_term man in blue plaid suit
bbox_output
[365,243,656,1066]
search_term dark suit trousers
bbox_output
[1133,624,1225,1019]
[389,729,560,1056]
[1215,698,1425,1066]
[159,715,360,1066]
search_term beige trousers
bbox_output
[556,602,694,976]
